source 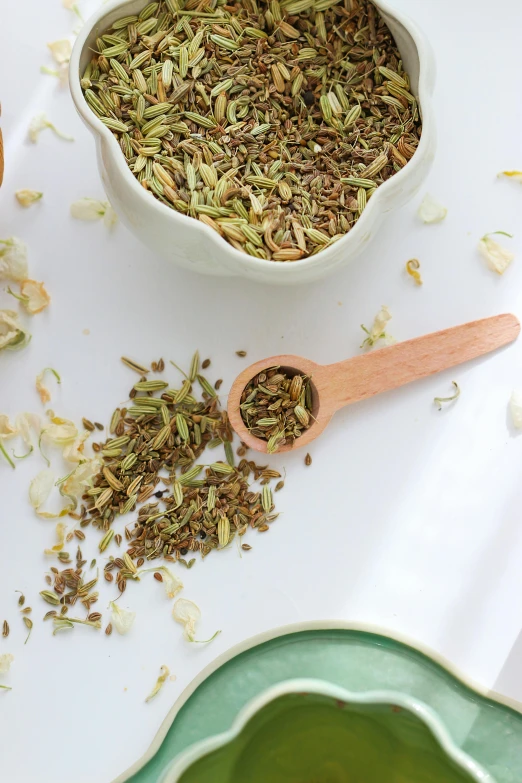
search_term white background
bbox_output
[1,1,522,781]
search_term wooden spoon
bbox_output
[228,314,520,454]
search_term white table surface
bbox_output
[1,1,522,781]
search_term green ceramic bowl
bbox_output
[159,679,496,783]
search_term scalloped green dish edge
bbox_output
[113,623,522,783]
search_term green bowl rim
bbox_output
[158,678,497,783]
[111,621,522,783]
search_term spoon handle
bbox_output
[324,314,520,411]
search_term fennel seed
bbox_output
[80,0,421,262]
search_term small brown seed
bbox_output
[153,572,163,582]
[82,418,95,431]
[2,620,9,637]
[105,572,114,582]
[105,623,113,636]
[236,350,247,357]
[202,358,211,369]
[215,379,223,390]
[94,422,104,431]
[305,453,312,466]
[241,544,252,551]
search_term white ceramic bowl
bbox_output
[70,0,436,284]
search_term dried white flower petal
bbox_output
[15,190,43,208]
[417,193,447,224]
[0,416,17,439]
[28,112,74,143]
[41,65,69,85]
[44,522,67,554]
[498,171,522,183]
[478,233,514,275]
[47,40,72,66]
[59,458,101,505]
[16,413,42,448]
[172,599,200,642]
[71,199,106,221]
[110,602,136,635]
[140,566,183,599]
[510,390,522,428]
[36,368,61,404]
[103,203,118,228]
[20,280,51,314]
[361,306,393,350]
[145,665,170,703]
[0,310,31,352]
[0,237,28,281]
[0,654,14,674]
[29,469,55,511]
[62,432,89,463]
[42,417,78,446]
[172,598,220,643]
[71,198,117,226]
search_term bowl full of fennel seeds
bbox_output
[71,0,436,282]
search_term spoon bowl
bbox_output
[228,355,329,454]
[227,314,520,454]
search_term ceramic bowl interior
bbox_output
[160,680,495,783]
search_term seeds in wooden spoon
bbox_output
[240,367,313,452]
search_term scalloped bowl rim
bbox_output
[110,620,522,783]
[70,0,436,277]
[159,677,497,783]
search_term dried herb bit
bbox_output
[121,356,149,375]
[52,616,101,635]
[151,358,165,373]
[23,617,33,644]
[478,232,514,275]
[406,258,422,285]
[236,351,247,358]
[498,171,522,184]
[172,599,220,644]
[2,621,9,638]
[80,0,422,263]
[145,665,170,703]
[361,306,393,350]
[240,367,313,452]
[417,194,447,224]
[40,590,60,606]
[434,382,460,411]
[305,453,312,467]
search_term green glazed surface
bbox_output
[121,629,522,783]
[177,692,480,783]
